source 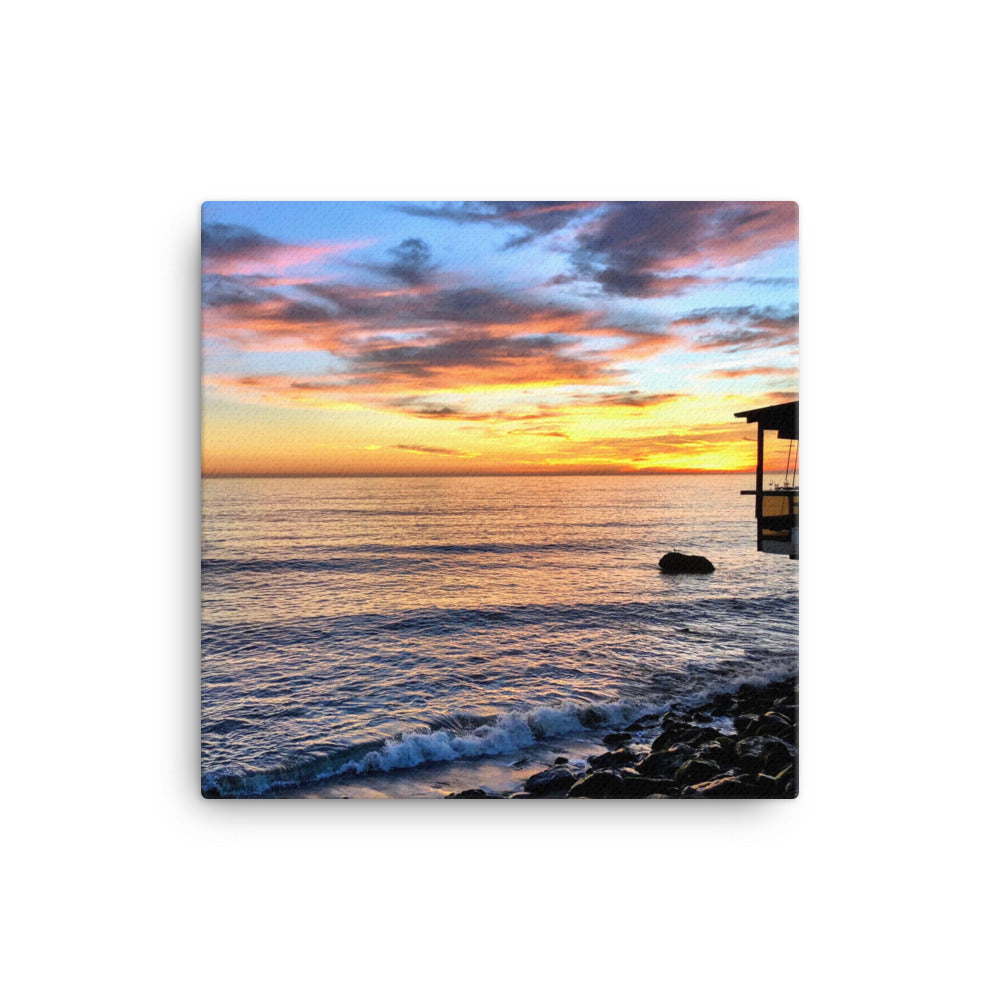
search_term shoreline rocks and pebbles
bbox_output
[447,676,798,800]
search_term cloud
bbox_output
[202,273,274,308]
[202,209,795,408]
[703,365,798,380]
[396,201,598,248]
[348,332,615,389]
[202,222,356,277]
[573,390,688,408]
[569,201,797,298]
[671,306,799,353]
[728,276,798,287]
[394,202,796,295]
[358,237,437,287]
[542,425,758,466]
[202,223,282,263]
[204,267,687,391]
[387,398,562,423]
[393,444,472,456]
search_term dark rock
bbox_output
[638,746,692,777]
[660,721,711,746]
[674,757,720,786]
[588,748,638,771]
[633,713,661,729]
[753,711,794,739]
[509,792,534,799]
[735,685,774,714]
[682,776,758,798]
[524,767,578,797]
[447,788,498,799]
[602,731,633,748]
[774,764,799,797]
[622,775,677,798]
[734,736,795,775]
[735,714,760,736]
[765,739,796,774]
[734,736,768,768]
[553,756,569,765]
[710,692,735,714]
[651,729,691,753]
[658,552,715,574]
[752,774,784,798]
[657,714,693,740]
[695,739,738,769]
[567,770,627,798]
[688,726,724,747]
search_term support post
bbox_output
[755,424,764,518]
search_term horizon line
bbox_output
[201,469,775,479]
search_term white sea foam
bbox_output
[202,652,800,796]
[336,699,661,777]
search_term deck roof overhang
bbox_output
[734,400,798,441]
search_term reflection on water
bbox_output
[201,475,797,795]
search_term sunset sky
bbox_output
[202,201,798,476]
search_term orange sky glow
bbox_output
[202,202,798,476]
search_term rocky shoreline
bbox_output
[448,676,798,799]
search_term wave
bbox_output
[201,656,797,797]
[202,539,619,577]
[202,592,797,653]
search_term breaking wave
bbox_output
[201,657,797,798]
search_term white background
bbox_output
[4,3,996,997]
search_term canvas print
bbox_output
[201,201,799,799]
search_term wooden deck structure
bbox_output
[735,400,798,559]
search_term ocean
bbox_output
[201,475,798,797]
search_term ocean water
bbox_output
[201,475,798,797]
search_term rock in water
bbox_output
[658,552,715,574]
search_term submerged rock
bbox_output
[447,788,499,799]
[658,552,715,574]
